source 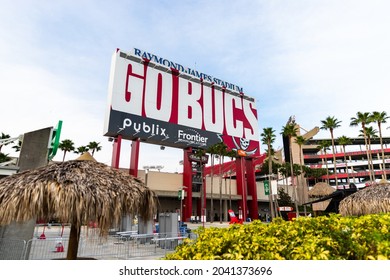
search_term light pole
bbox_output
[179,186,188,222]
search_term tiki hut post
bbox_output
[66,152,92,260]
[67,222,81,260]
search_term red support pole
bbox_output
[129,139,140,177]
[182,148,193,222]
[246,158,258,220]
[235,157,247,221]
[111,135,122,169]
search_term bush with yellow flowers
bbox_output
[164,213,390,260]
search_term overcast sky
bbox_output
[1,0,389,172]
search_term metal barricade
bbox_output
[2,227,197,260]
[25,237,68,260]
[0,238,26,260]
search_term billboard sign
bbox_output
[104,48,260,156]
[188,153,209,164]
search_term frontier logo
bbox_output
[177,129,208,147]
[119,118,168,139]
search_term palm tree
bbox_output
[58,139,75,162]
[370,111,389,180]
[12,140,22,152]
[320,116,341,188]
[305,166,327,184]
[88,141,102,156]
[278,162,290,195]
[0,132,11,152]
[338,135,353,185]
[0,152,11,164]
[350,112,374,182]
[317,140,331,184]
[261,127,276,219]
[281,123,299,217]
[359,126,378,183]
[0,134,14,164]
[294,135,308,204]
[213,142,229,223]
[278,163,287,190]
[75,146,90,154]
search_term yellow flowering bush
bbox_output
[164,213,390,260]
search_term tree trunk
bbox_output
[330,131,338,188]
[219,156,223,223]
[342,145,350,184]
[229,161,233,209]
[299,148,306,204]
[367,137,375,182]
[362,125,374,182]
[289,136,299,218]
[66,222,81,260]
[378,123,387,180]
[268,142,275,219]
[323,150,330,185]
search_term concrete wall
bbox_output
[205,176,237,195]
[143,171,183,191]
[144,170,275,201]
[18,127,52,171]
[144,171,241,196]
[0,127,52,259]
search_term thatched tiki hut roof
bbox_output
[339,182,390,216]
[308,182,335,198]
[0,152,158,259]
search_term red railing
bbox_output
[321,169,390,180]
[304,148,390,160]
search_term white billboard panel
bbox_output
[104,48,260,156]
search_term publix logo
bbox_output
[176,129,208,147]
[119,118,169,139]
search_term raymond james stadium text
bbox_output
[133,48,243,93]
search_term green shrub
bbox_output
[164,213,390,260]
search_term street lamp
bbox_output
[179,186,188,222]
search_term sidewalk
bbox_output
[186,221,231,231]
